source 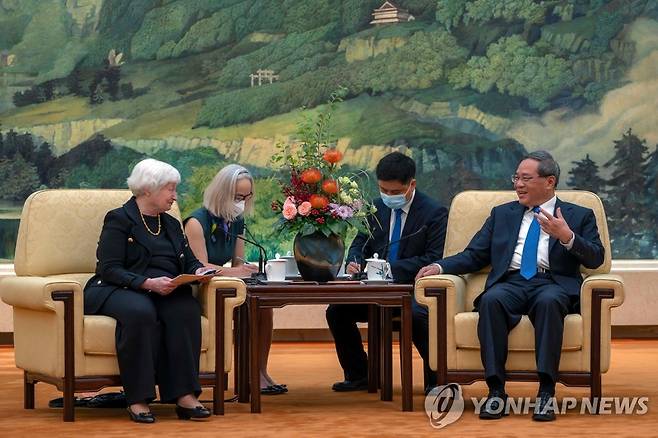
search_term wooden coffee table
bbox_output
[235,281,415,413]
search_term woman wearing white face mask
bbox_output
[184,164,285,395]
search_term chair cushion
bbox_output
[83,315,209,355]
[454,312,583,352]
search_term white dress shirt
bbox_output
[508,196,557,270]
[433,195,575,274]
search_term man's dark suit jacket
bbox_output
[439,197,604,304]
[84,197,203,314]
[348,191,448,284]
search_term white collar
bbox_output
[529,195,557,214]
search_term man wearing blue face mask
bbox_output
[326,152,448,394]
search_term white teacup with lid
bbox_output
[365,253,391,281]
[265,257,287,281]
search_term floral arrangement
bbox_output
[271,90,376,240]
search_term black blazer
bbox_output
[84,197,203,314]
[439,198,605,302]
[347,191,448,284]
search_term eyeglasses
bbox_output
[511,175,547,184]
[234,192,253,202]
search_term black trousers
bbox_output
[476,271,576,385]
[326,299,435,389]
[97,287,202,404]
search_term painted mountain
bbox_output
[1,0,657,260]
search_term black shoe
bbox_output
[175,404,211,420]
[261,385,286,395]
[126,407,155,424]
[479,390,508,420]
[273,384,288,393]
[331,377,368,392]
[532,392,557,421]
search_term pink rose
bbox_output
[298,201,312,216]
[283,203,297,220]
[284,196,296,207]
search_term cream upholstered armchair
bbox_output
[0,189,246,421]
[415,190,624,401]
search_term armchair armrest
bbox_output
[196,277,246,372]
[580,274,625,311]
[415,274,467,373]
[1,276,85,381]
[1,276,83,313]
[580,274,625,375]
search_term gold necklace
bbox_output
[140,212,161,236]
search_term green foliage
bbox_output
[436,0,468,29]
[464,0,546,25]
[244,177,293,260]
[399,0,438,20]
[178,164,222,219]
[567,153,605,194]
[217,25,338,88]
[282,0,340,34]
[352,29,467,91]
[0,155,40,200]
[590,9,623,55]
[62,146,144,189]
[130,0,227,60]
[200,29,466,128]
[85,0,158,67]
[151,146,225,197]
[8,1,72,75]
[164,2,252,59]
[604,129,650,257]
[340,0,381,35]
[0,13,30,48]
[436,0,545,28]
[450,35,575,110]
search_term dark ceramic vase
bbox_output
[293,231,344,282]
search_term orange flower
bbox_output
[323,148,343,164]
[301,168,322,184]
[321,179,338,194]
[309,194,329,209]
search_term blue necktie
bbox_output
[520,207,541,280]
[388,209,403,263]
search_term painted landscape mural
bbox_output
[0,0,657,262]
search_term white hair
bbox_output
[126,158,181,196]
[203,164,254,222]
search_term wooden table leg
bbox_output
[381,307,393,401]
[367,304,380,393]
[249,295,261,413]
[238,303,250,403]
[400,295,413,411]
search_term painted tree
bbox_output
[567,154,606,194]
[643,144,658,256]
[604,128,649,257]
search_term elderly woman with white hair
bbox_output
[184,164,285,395]
[84,158,213,423]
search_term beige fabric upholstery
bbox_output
[1,189,246,381]
[415,190,624,374]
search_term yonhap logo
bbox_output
[424,383,465,429]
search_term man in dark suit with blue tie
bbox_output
[327,152,448,394]
[417,150,604,421]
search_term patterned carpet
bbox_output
[0,340,656,436]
